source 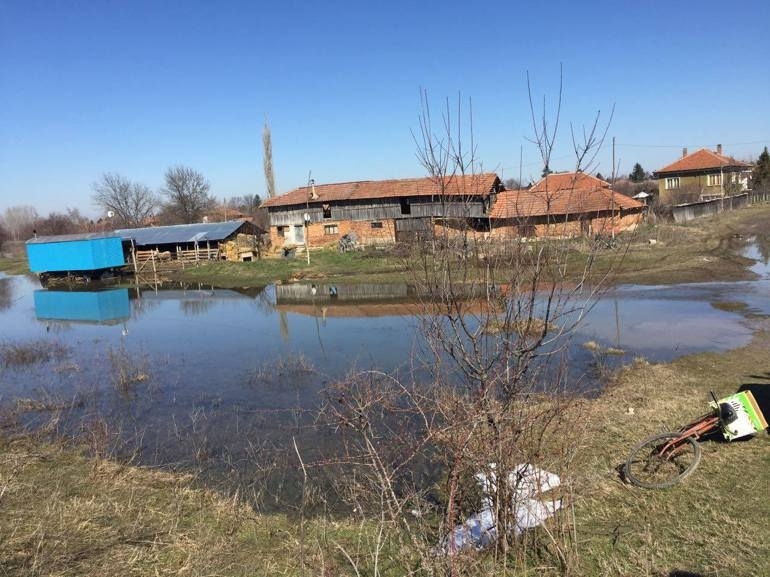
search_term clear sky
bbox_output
[1,0,768,218]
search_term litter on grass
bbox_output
[442,463,562,555]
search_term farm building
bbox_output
[115,220,265,267]
[653,145,753,204]
[489,172,645,239]
[260,173,503,251]
[26,233,127,284]
[262,171,645,252]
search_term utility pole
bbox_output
[611,136,616,239]
[304,171,312,265]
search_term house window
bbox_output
[707,174,722,187]
[400,197,411,215]
[371,221,383,229]
[322,204,331,219]
[665,177,680,190]
[324,224,339,235]
[276,226,284,238]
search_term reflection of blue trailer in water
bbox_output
[34,288,131,326]
[26,233,126,285]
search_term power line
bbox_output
[614,140,768,149]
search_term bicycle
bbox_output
[623,390,768,489]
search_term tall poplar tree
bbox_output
[752,147,770,192]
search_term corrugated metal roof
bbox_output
[26,232,121,244]
[115,221,248,246]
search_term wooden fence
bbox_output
[133,247,220,273]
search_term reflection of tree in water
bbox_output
[179,298,213,316]
[279,311,289,341]
[130,296,162,318]
[251,286,275,315]
[0,278,12,310]
[754,233,770,264]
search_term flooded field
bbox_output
[1,239,768,507]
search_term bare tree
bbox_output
[92,173,157,228]
[1,205,38,241]
[320,80,622,575]
[161,166,212,224]
[36,208,92,236]
[263,119,276,199]
[229,194,262,216]
[0,221,8,252]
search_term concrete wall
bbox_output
[671,194,749,223]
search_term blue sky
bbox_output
[1,0,768,218]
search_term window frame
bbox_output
[665,177,680,190]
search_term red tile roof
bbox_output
[261,173,500,208]
[655,148,752,174]
[529,171,610,193]
[491,172,643,219]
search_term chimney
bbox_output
[682,147,688,158]
[716,143,722,155]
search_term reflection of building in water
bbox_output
[275,282,489,319]
[276,283,415,303]
[34,288,130,326]
[276,282,420,320]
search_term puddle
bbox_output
[745,235,770,278]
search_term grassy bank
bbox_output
[572,320,770,576]
[0,242,30,276]
[0,435,367,575]
[172,246,411,287]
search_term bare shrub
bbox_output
[248,353,314,385]
[106,345,151,396]
[318,76,623,575]
[0,339,69,368]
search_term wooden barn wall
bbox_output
[267,197,488,226]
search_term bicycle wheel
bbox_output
[623,432,702,489]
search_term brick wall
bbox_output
[269,218,398,251]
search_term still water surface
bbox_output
[0,242,768,505]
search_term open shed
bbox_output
[116,220,264,266]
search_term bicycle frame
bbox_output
[655,413,720,458]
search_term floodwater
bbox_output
[0,238,768,506]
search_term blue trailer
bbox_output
[26,233,127,284]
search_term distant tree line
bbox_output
[91,165,264,228]
[0,164,265,245]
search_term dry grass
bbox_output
[0,339,69,368]
[570,321,770,576]
[106,345,152,396]
[0,436,365,576]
